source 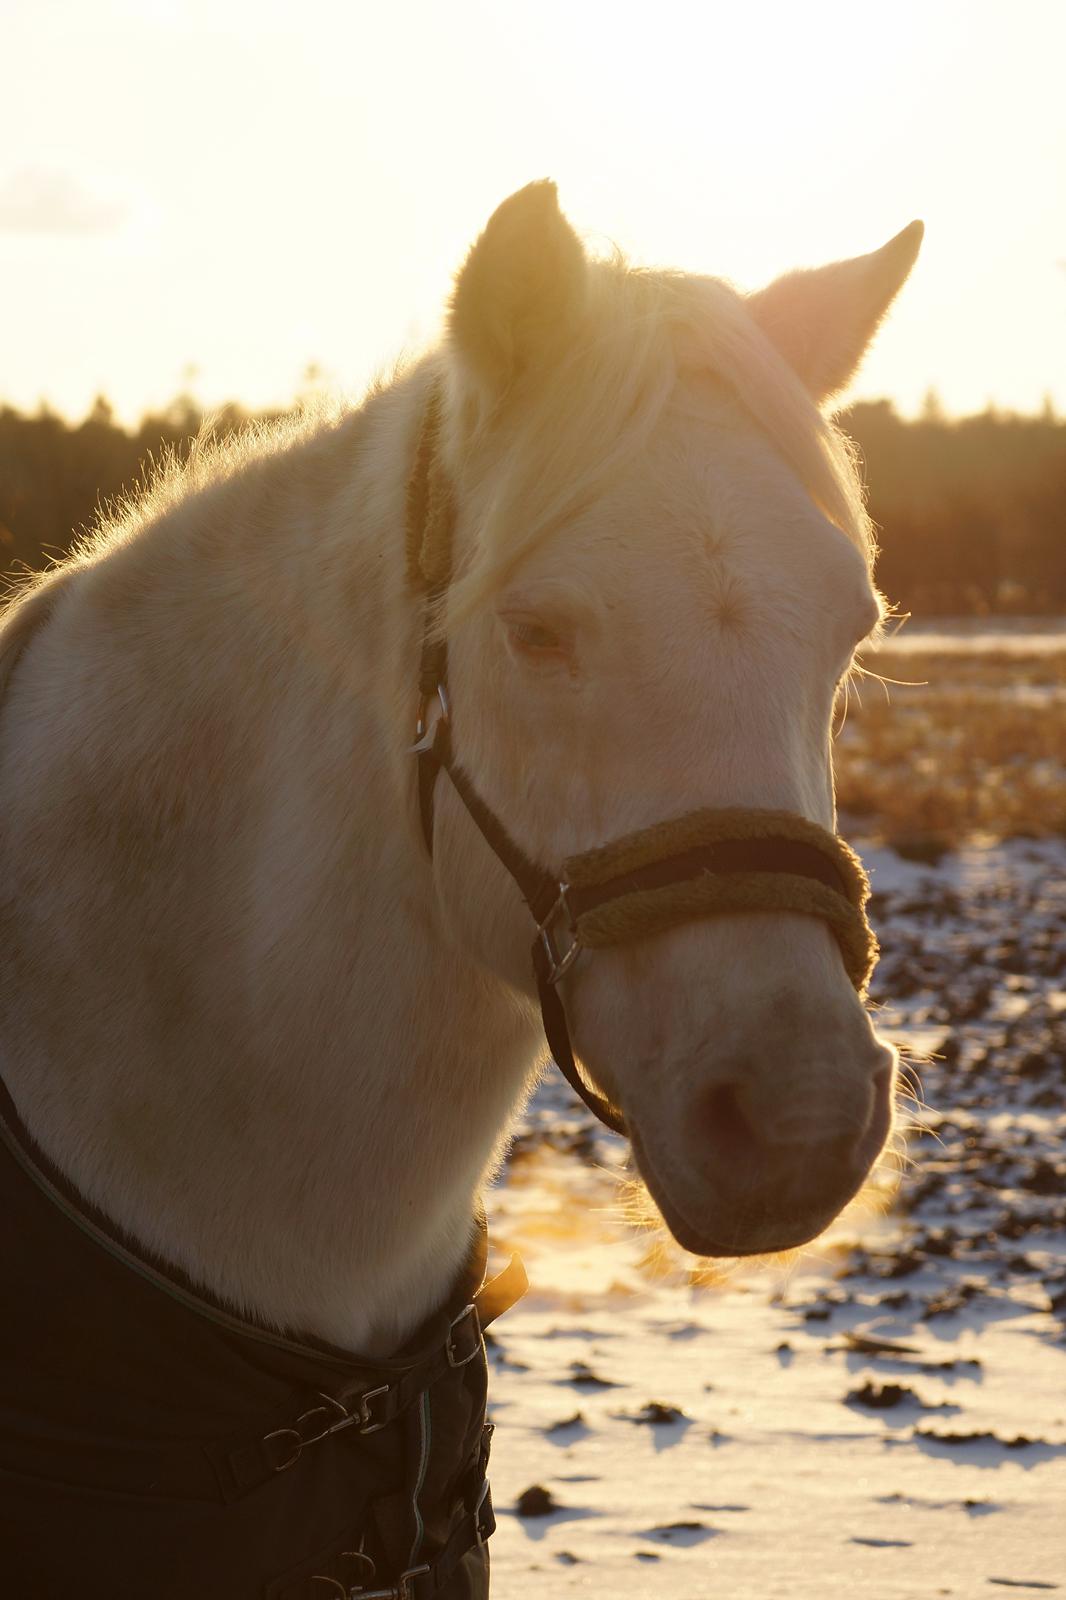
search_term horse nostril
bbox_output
[699,1082,767,1184]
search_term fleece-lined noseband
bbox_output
[407,380,878,1136]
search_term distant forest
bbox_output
[1,394,1064,615]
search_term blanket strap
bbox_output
[212,1254,527,1500]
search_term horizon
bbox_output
[5,383,1062,434]
[3,1,1064,422]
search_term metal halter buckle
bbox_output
[411,684,450,754]
[446,1302,482,1368]
[536,882,581,985]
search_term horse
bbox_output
[0,181,921,1597]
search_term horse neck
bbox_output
[0,370,541,1356]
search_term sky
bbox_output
[2,0,1064,424]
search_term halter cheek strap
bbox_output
[414,692,628,1133]
[406,380,878,1138]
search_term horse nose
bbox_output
[691,1055,895,1205]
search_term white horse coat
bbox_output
[0,182,921,1355]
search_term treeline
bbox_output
[1,394,1064,614]
[0,396,270,580]
[837,398,1066,615]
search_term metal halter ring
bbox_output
[536,882,582,985]
[411,684,450,753]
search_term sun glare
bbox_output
[1,0,1063,421]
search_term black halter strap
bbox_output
[415,693,626,1135]
[406,380,626,1132]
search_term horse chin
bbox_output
[628,1125,856,1259]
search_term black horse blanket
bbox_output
[0,1080,524,1598]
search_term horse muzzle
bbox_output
[628,1041,896,1257]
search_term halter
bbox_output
[407,381,877,1137]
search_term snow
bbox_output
[873,618,1066,656]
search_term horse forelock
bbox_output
[440,253,874,627]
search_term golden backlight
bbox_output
[1,0,1063,421]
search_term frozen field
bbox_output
[482,632,1066,1598]
[875,618,1066,655]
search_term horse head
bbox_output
[426,182,922,1257]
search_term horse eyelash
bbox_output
[511,621,561,650]
[505,616,575,659]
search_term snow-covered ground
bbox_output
[875,618,1066,655]
[483,835,1066,1597]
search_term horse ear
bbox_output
[747,222,924,403]
[449,180,587,398]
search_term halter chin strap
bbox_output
[406,380,878,1138]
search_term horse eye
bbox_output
[509,620,565,655]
